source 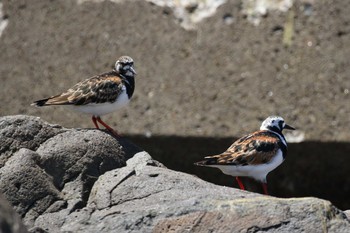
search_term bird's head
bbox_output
[260,116,295,133]
[115,56,136,77]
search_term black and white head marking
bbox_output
[115,56,136,77]
[260,116,295,145]
[260,116,286,133]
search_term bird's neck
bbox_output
[266,129,288,158]
[266,129,287,146]
[121,74,135,99]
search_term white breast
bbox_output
[69,88,130,116]
[211,150,284,183]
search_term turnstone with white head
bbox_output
[195,116,295,195]
[32,56,136,136]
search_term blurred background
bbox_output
[0,0,349,209]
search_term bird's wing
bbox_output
[36,71,124,106]
[196,131,280,166]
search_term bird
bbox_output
[194,116,295,195]
[32,55,136,137]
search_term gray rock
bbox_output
[36,129,134,189]
[0,192,28,233]
[144,0,227,30]
[0,115,350,232]
[52,152,350,233]
[0,115,143,230]
[0,115,64,167]
[0,148,60,224]
[344,210,350,221]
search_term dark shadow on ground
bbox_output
[129,135,350,210]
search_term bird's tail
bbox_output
[31,98,50,107]
[194,155,220,166]
[31,93,71,107]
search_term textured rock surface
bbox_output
[0,115,142,230]
[0,0,349,141]
[0,115,63,167]
[0,193,28,233]
[0,115,349,232]
[55,153,350,233]
[345,210,350,221]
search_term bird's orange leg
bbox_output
[262,183,269,195]
[236,177,245,190]
[92,116,99,129]
[96,116,120,137]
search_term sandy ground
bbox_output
[0,0,349,141]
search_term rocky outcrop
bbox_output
[0,115,142,231]
[0,115,349,232]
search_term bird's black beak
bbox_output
[130,66,137,75]
[284,124,295,130]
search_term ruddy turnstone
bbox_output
[32,56,136,136]
[194,116,295,195]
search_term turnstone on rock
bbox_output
[195,116,295,195]
[32,56,136,136]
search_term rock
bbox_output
[345,210,350,220]
[0,116,350,233]
[0,115,143,230]
[36,129,136,189]
[144,0,227,30]
[242,0,293,25]
[39,152,350,232]
[0,193,28,233]
[0,148,60,225]
[0,115,64,167]
[0,115,350,232]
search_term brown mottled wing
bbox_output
[196,131,280,166]
[42,71,124,106]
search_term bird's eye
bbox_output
[279,121,284,128]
